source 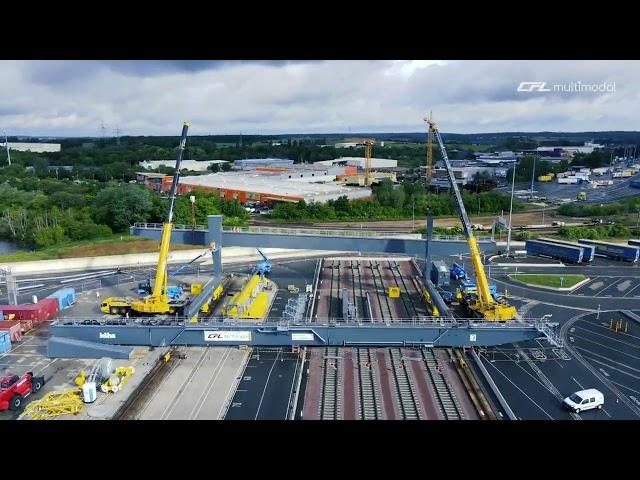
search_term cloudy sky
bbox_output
[0,60,637,137]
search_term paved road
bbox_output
[224,348,301,420]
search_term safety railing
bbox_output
[132,222,209,231]
[132,222,493,241]
[53,316,546,329]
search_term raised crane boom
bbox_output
[131,122,189,314]
[427,117,516,321]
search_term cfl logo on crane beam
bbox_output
[517,81,551,92]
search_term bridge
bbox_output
[130,216,497,273]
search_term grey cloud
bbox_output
[1,60,639,136]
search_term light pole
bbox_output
[530,155,537,199]
[542,204,546,225]
[412,200,415,230]
[597,304,601,320]
[506,163,516,256]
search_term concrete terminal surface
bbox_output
[136,346,249,420]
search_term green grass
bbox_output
[0,235,199,262]
[509,273,587,289]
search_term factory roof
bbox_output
[139,159,228,172]
[180,172,371,202]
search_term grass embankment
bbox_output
[509,273,587,289]
[0,235,199,262]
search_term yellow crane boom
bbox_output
[131,122,190,315]
[427,116,516,321]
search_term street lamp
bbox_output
[506,163,516,256]
[597,304,601,320]
[530,155,538,199]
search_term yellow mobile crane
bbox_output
[101,122,190,315]
[427,117,517,322]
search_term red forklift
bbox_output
[0,372,45,411]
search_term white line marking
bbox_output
[572,377,585,390]
[480,354,555,420]
[255,349,281,420]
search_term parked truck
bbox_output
[525,239,585,263]
[578,239,640,262]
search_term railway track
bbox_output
[320,347,341,419]
[389,348,422,419]
[327,261,341,320]
[356,348,381,419]
[446,348,497,420]
[388,261,421,320]
[369,261,393,322]
[421,348,464,420]
[350,260,368,322]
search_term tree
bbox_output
[93,185,155,232]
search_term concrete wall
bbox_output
[0,247,341,275]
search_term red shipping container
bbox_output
[0,305,39,322]
[0,321,22,342]
[36,298,59,320]
[18,319,33,333]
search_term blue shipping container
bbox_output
[578,239,640,262]
[526,240,584,263]
[46,288,77,310]
[0,330,11,354]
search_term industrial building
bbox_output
[176,172,372,203]
[2,142,61,153]
[315,157,397,169]
[233,158,294,170]
[139,159,228,171]
[520,142,604,158]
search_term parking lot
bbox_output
[570,275,640,298]
[568,311,640,407]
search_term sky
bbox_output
[0,60,637,137]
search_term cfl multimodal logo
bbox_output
[517,81,551,92]
[517,81,616,93]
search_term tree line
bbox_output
[271,179,524,222]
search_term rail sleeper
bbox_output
[357,348,381,420]
[389,348,421,420]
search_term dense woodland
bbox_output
[1,133,637,250]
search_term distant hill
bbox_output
[10,131,640,149]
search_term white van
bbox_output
[563,389,604,413]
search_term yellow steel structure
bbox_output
[364,139,375,186]
[20,389,83,420]
[424,112,434,182]
[223,274,272,319]
[427,115,517,321]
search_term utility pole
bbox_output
[115,126,120,146]
[3,130,10,166]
